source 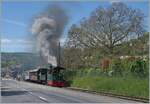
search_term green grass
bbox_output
[71,76,149,99]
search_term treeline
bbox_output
[61,2,149,70]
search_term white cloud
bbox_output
[109,0,121,4]
[1,19,27,27]
[17,39,33,44]
[1,38,33,45]
[2,38,66,45]
[1,38,34,52]
[1,39,12,44]
[1,38,68,52]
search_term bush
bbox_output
[111,59,124,76]
[63,69,77,86]
[107,58,149,78]
[130,59,148,78]
[107,58,125,77]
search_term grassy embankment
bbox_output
[71,76,149,98]
[64,67,149,99]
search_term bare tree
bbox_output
[66,2,145,55]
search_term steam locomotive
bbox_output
[24,65,65,87]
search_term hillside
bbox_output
[1,52,45,78]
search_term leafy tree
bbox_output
[66,2,145,55]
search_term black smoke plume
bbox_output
[31,5,68,66]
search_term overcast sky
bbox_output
[1,0,149,52]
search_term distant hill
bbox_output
[1,52,46,78]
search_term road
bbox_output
[1,79,138,103]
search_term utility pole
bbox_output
[58,42,61,66]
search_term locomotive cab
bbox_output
[47,66,65,87]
